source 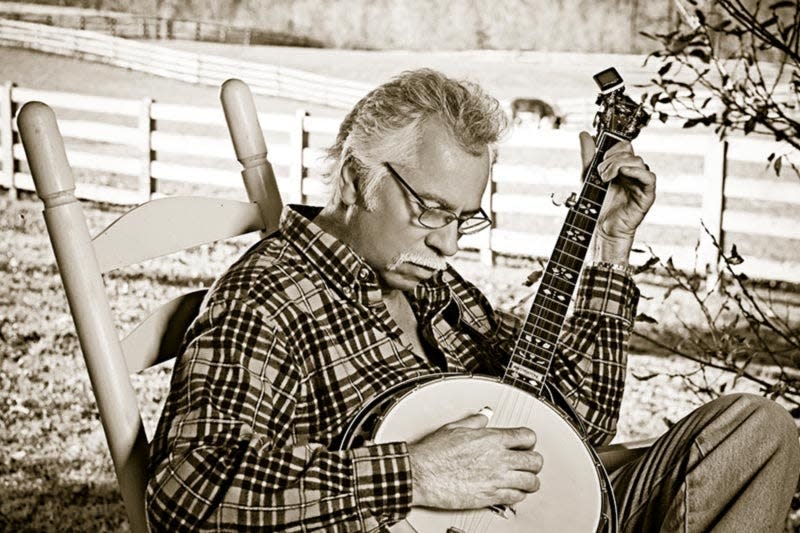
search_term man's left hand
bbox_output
[579,131,656,264]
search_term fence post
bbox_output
[290,109,309,204]
[1,81,16,200]
[480,165,496,266]
[138,97,154,202]
[698,135,727,288]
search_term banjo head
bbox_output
[373,375,605,533]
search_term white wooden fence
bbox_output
[0,18,370,109]
[0,1,318,47]
[2,84,799,283]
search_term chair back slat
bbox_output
[94,197,264,273]
[121,289,208,373]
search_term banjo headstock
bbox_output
[592,67,650,140]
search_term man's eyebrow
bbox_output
[418,191,482,217]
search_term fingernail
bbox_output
[478,406,494,420]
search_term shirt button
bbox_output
[358,268,370,281]
[342,285,353,296]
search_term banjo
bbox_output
[337,67,650,533]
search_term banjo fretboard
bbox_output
[504,131,629,396]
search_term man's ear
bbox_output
[340,159,359,206]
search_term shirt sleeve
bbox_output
[490,265,639,447]
[146,298,413,532]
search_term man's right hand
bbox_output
[407,412,543,509]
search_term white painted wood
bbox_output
[1,81,14,195]
[698,137,727,278]
[290,109,308,204]
[220,78,284,236]
[56,119,140,146]
[17,101,149,533]
[15,144,142,176]
[92,196,264,273]
[12,85,141,116]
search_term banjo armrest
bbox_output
[597,437,658,474]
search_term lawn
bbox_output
[1,44,799,531]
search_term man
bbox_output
[146,69,800,532]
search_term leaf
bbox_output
[743,117,756,135]
[774,156,783,175]
[659,112,670,123]
[695,9,706,25]
[761,15,779,28]
[649,92,662,107]
[635,313,659,324]
[729,244,744,265]
[631,372,661,381]
[634,256,660,274]
[769,0,795,9]
[658,62,673,76]
[524,269,543,287]
[683,117,702,128]
[689,48,710,63]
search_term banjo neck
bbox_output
[502,130,631,397]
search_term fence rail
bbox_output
[0,1,320,47]
[0,18,370,109]
[2,83,800,284]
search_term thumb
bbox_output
[444,408,492,430]
[579,131,596,174]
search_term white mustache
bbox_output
[387,252,448,272]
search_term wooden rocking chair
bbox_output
[17,79,280,533]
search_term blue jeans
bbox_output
[611,394,800,532]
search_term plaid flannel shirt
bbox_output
[146,204,639,532]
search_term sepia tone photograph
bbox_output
[1,0,799,531]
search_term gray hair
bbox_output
[324,68,508,208]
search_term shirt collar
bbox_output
[279,205,454,315]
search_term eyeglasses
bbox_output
[383,162,492,235]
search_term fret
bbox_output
[520,319,563,343]
[508,361,547,385]
[522,313,566,337]
[536,288,571,311]
[539,276,575,299]
[552,247,588,269]
[518,323,560,345]
[503,127,635,396]
[509,357,550,376]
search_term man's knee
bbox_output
[727,393,800,459]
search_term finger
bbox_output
[598,155,649,183]
[444,411,491,430]
[507,450,544,473]
[604,139,633,157]
[499,426,537,449]
[578,131,596,174]
[504,471,541,493]
[494,488,529,505]
[614,166,657,190]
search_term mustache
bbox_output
[387,252,448,271]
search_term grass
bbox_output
[3,189,799,531]
[2,45,799,531]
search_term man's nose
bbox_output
[425,221,459,257]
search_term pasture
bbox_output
[1,44,799,530]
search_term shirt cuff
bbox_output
[574,264,640,327]
[351,442,413,523]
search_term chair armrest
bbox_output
[597,437,657,474]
